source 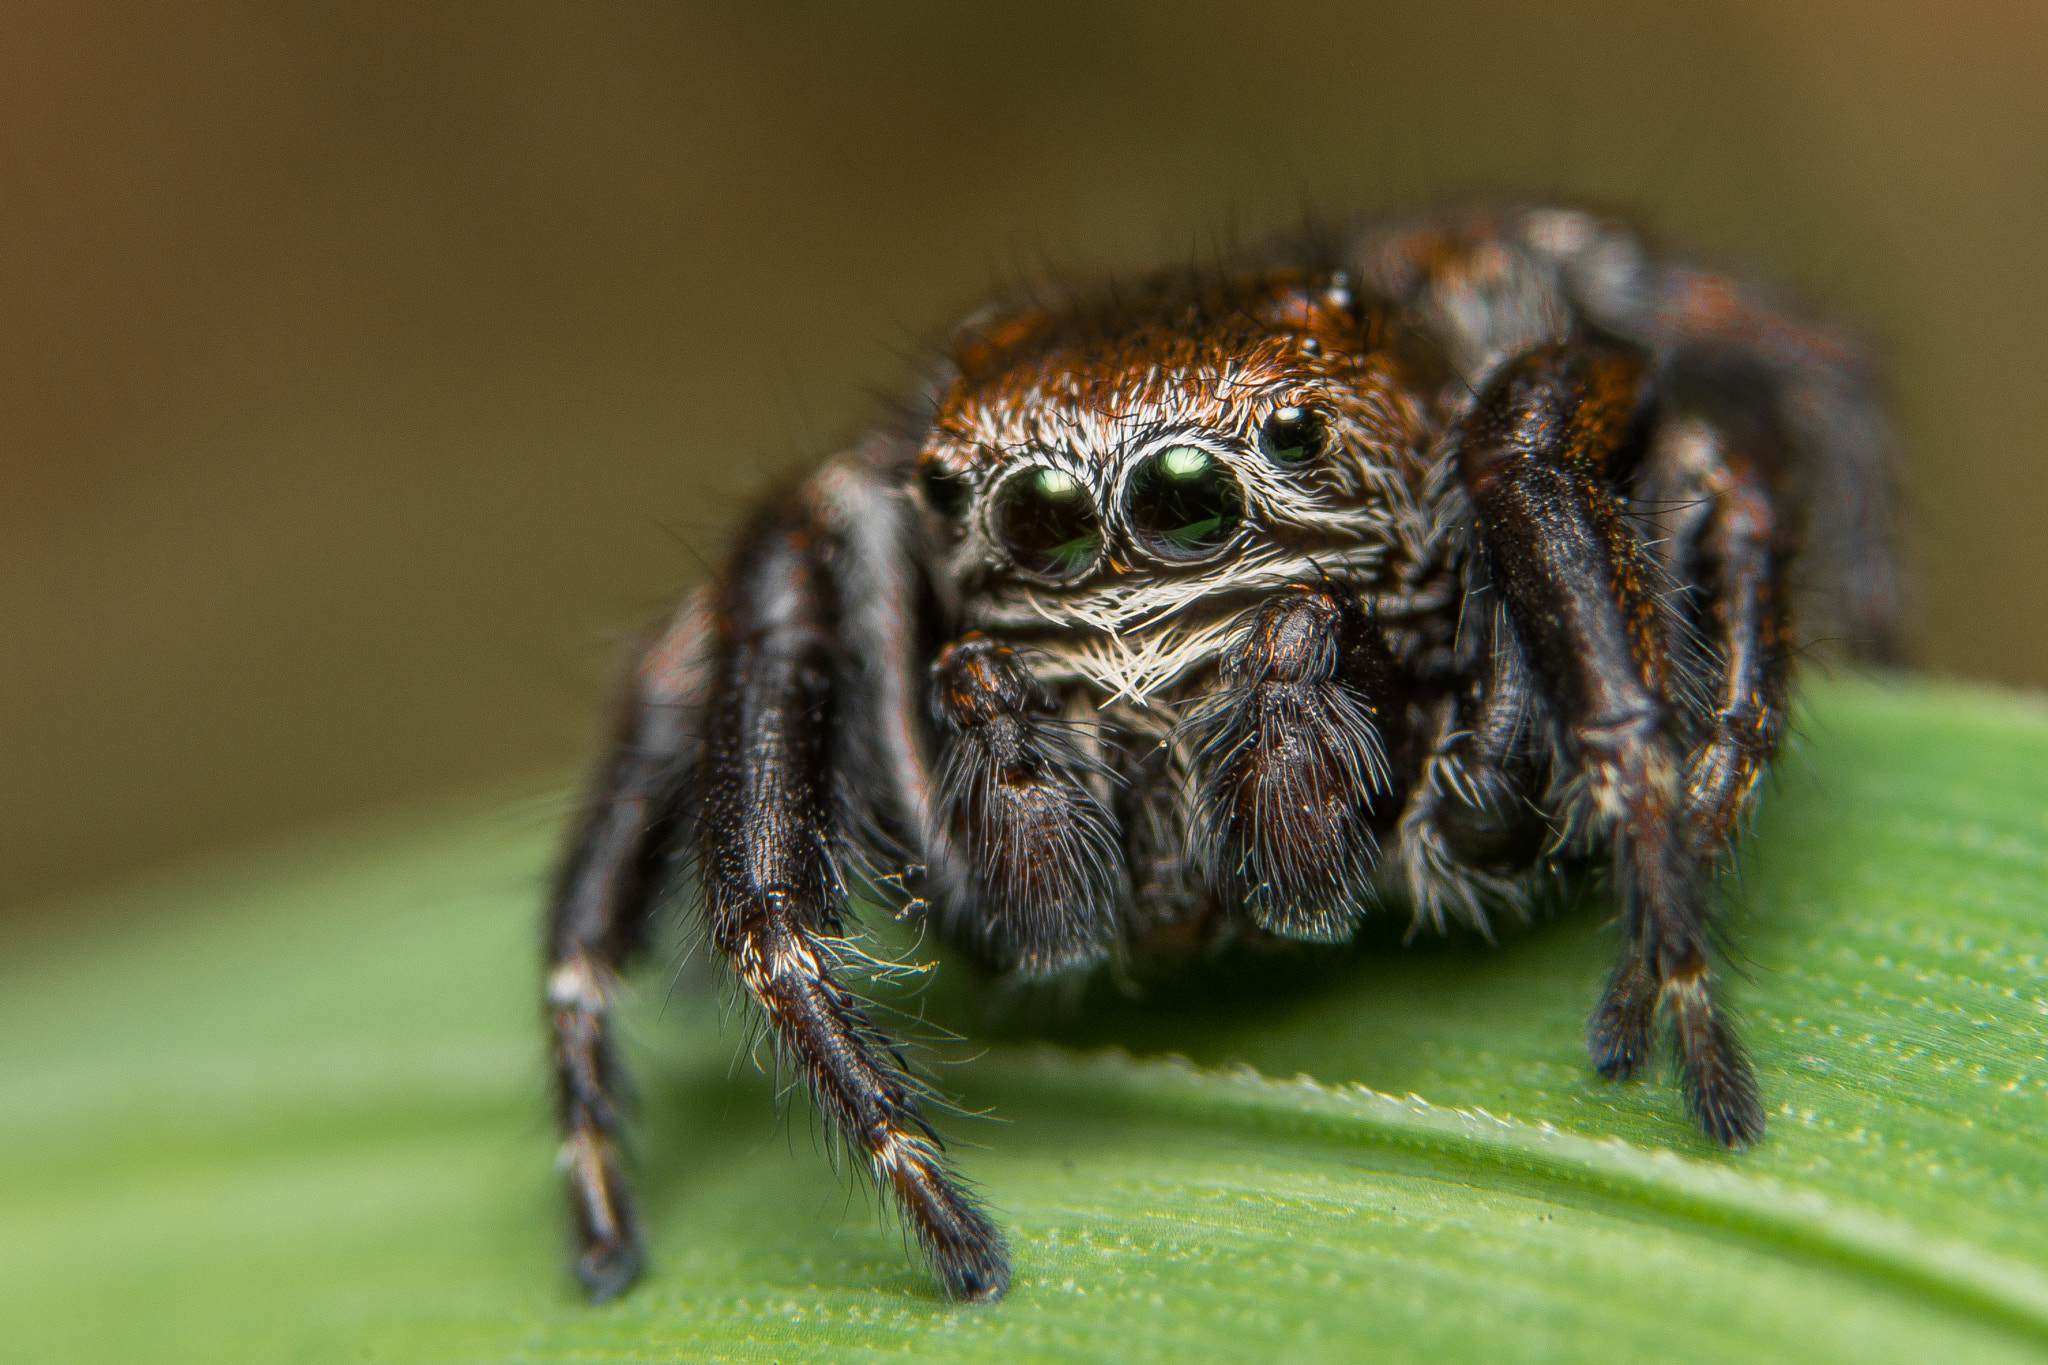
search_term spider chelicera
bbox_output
[543,204,1902,1303]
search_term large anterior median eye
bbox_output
[1126,444,1243,560]
[992,465,1102,579]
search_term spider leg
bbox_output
[928,634,1122,975]
[1195,585,1406,941]
[1633,404,1794,856]
[1457,340,1764,1146]
[1687,451,1785,850]
[1581,414,1790,1095]
[546,453,1005,1304]
[1581,419,1790,1104]
[546,588,714,1300]
[1586,399,1792,1080]
[1391,602,1550,937]
[697,489,1008,1303]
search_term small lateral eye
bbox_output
[992,464,1102,579]
[1126,444,1243,561]
[1259,405,1327,466]
[918,460,973,517]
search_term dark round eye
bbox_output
[918,460,972,517]
[1125,444,1243,560]
[992,465,1102,579]
[1259,405,1326,466]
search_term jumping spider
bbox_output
[544,204,1901,1303]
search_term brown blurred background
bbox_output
[4,1,2044,913]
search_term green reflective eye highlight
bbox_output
[1126,444,1243,560]
[1259,405,1326,466]
[918,460,972,518]
[993,464,1102,578]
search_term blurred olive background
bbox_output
[3,1,2044,914]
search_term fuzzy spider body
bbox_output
[544,204,1900,1303]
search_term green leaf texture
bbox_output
[2,677,2045,1363]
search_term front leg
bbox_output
[696,494,1008,1301]
[1456,340,1764,1146]
[546,457,1007,1306]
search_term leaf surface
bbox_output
[1,678,2045,1363]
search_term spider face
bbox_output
[918,307,1348,588]
[911,275,1445,709]
[544,204,1903,1306]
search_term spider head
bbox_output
[912,268,1430,602]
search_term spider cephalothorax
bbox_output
[543,205,1901,1304]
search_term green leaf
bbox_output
[2,677,2046,1363]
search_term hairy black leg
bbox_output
[1393,604,1550,936]
[699,495,1007,1303]
[803,454,946,885]
[545,589,714,1300]
[1633,404,1796,858]
[1196,585,1405,941]
[1598,405,1791,1093]
[928,635,1121,975]
[1680,442,1792,857]
[1458,341,1763,1145]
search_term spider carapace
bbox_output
[544,204,1901,1303]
